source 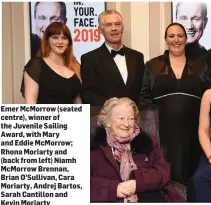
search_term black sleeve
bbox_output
[81,54,107,105]
[139,62,154,109]
[199,60,211,92]
[139,53,145,92]
[203,51,211,90]
[20,57,42,98]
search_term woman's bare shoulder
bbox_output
[203,89,211,99]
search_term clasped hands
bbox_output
[117,180,136,198]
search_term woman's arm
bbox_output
[21,57,41,104]
[73,95,82,104]
[90,176,120,202]
[198,89,211,163]
[133,136,170,193]
[90,150,122,202]
[24,71,39,104]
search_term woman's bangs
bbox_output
[47,24,71,43]
[61,26,72,42]
[48,26,63,37]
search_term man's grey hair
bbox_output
[98,9,123,27]
[176,2,207,20]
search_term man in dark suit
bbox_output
[81,10,145,105]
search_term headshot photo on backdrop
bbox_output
[31,2,67,57]
[30,2,105,62]
[173,2,211,58]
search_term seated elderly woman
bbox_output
[90,97,185,202]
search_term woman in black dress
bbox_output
[140,23,210,185]
[21,22,82,104]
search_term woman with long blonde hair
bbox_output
[21,22,81,104]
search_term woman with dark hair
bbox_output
[140,23,211,185]
[21,22,82,104]
[91,97,185,202]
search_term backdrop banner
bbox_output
[30,2,105,63]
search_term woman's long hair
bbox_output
[39,22,81,81]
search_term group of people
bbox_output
[21,2,211,203]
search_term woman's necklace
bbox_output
[48,56,65,66]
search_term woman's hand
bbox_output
[117,180,136,198]
[117,183,128,198]
[120,180,136,195]
[73,95,82,104]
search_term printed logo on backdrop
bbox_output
[30,2,105,63]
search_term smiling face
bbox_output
[165,25,187,56]
[108,103,135,138]
[99,13,124,47]
[48,32,69,56]
[176,3,207,44]
[35,2,65,39]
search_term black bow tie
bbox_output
[111,48,125,58]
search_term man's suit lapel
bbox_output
[99,44,126,87]
[124,47,136,90]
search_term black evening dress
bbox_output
[140,50,211,185]
[21,57,82,104]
